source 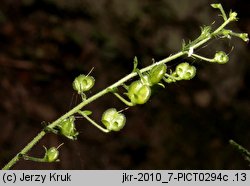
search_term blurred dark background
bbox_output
[0,0,249,169]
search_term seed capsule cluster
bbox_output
[13,3,249,168]
[127,64,167,105]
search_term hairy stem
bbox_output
[2,16,233,170]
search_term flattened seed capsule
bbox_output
[101,108,126,132]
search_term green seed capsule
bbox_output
[149,64,167,85]
[127,80,151,105]
[214,51,229,64]
[238,33,249,42]
[44,147,59,162]
[101,108,126,131]
[72,74,95,94]
[59,116,78,140]
[175,62,196,80]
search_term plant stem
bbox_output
[78,111,110,133]
[191,53,214,62]
[2,53,182,170]
[22,155,45,163]
[2,131,46,170]
[2,16,233,170]
[113,92,134,106]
